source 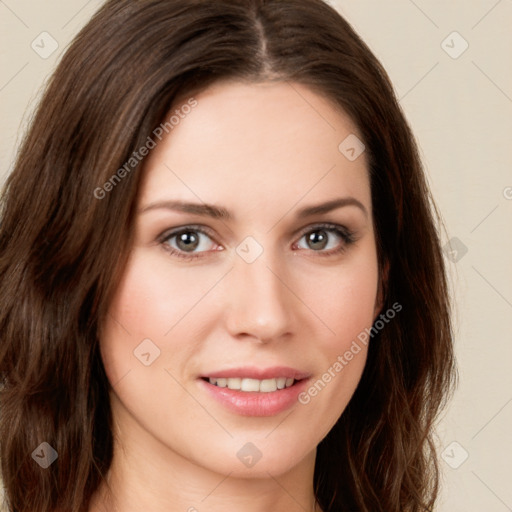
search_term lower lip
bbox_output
[198,378,309,417]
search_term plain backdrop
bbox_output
[1,1,511,511]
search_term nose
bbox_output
[223,252,295,343]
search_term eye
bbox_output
[159,226,220,260]
[294,223,355,255]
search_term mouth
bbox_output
[198,366,310,416]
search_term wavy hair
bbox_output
[0,1,455,510]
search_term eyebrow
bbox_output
[139,200,231,219]
[139,197,368,220]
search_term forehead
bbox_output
[139,80,371,218]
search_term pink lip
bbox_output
[200,366,310,380]
[198,366,311,417]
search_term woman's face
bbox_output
[100,80,381,479]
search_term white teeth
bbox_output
[276,377,286,389]
[260,379,277,392]
[241,378,260,392]
[207,377,296,392]
[227,377,241,390]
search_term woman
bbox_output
[0,1,456,511]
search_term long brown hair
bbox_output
[0,1,455,510]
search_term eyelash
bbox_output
[158,223,356,261]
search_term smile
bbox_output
[199,366,310,416]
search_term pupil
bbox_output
[177,231,199,251]
[308,230,327,250]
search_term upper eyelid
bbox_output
[294,222,350,236]
[159,224,217,241]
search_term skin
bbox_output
[91,80,382,512]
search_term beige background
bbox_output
[1,1,511,510]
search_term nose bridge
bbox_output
[225,246,293,341]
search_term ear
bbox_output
[373,259,390,322]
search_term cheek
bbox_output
[293,242,378,417]
[301,242,380,350]
[99,250,218,385]
[98,251,226,449]
[103,248,224,339]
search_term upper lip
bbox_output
[201,366,311,380]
